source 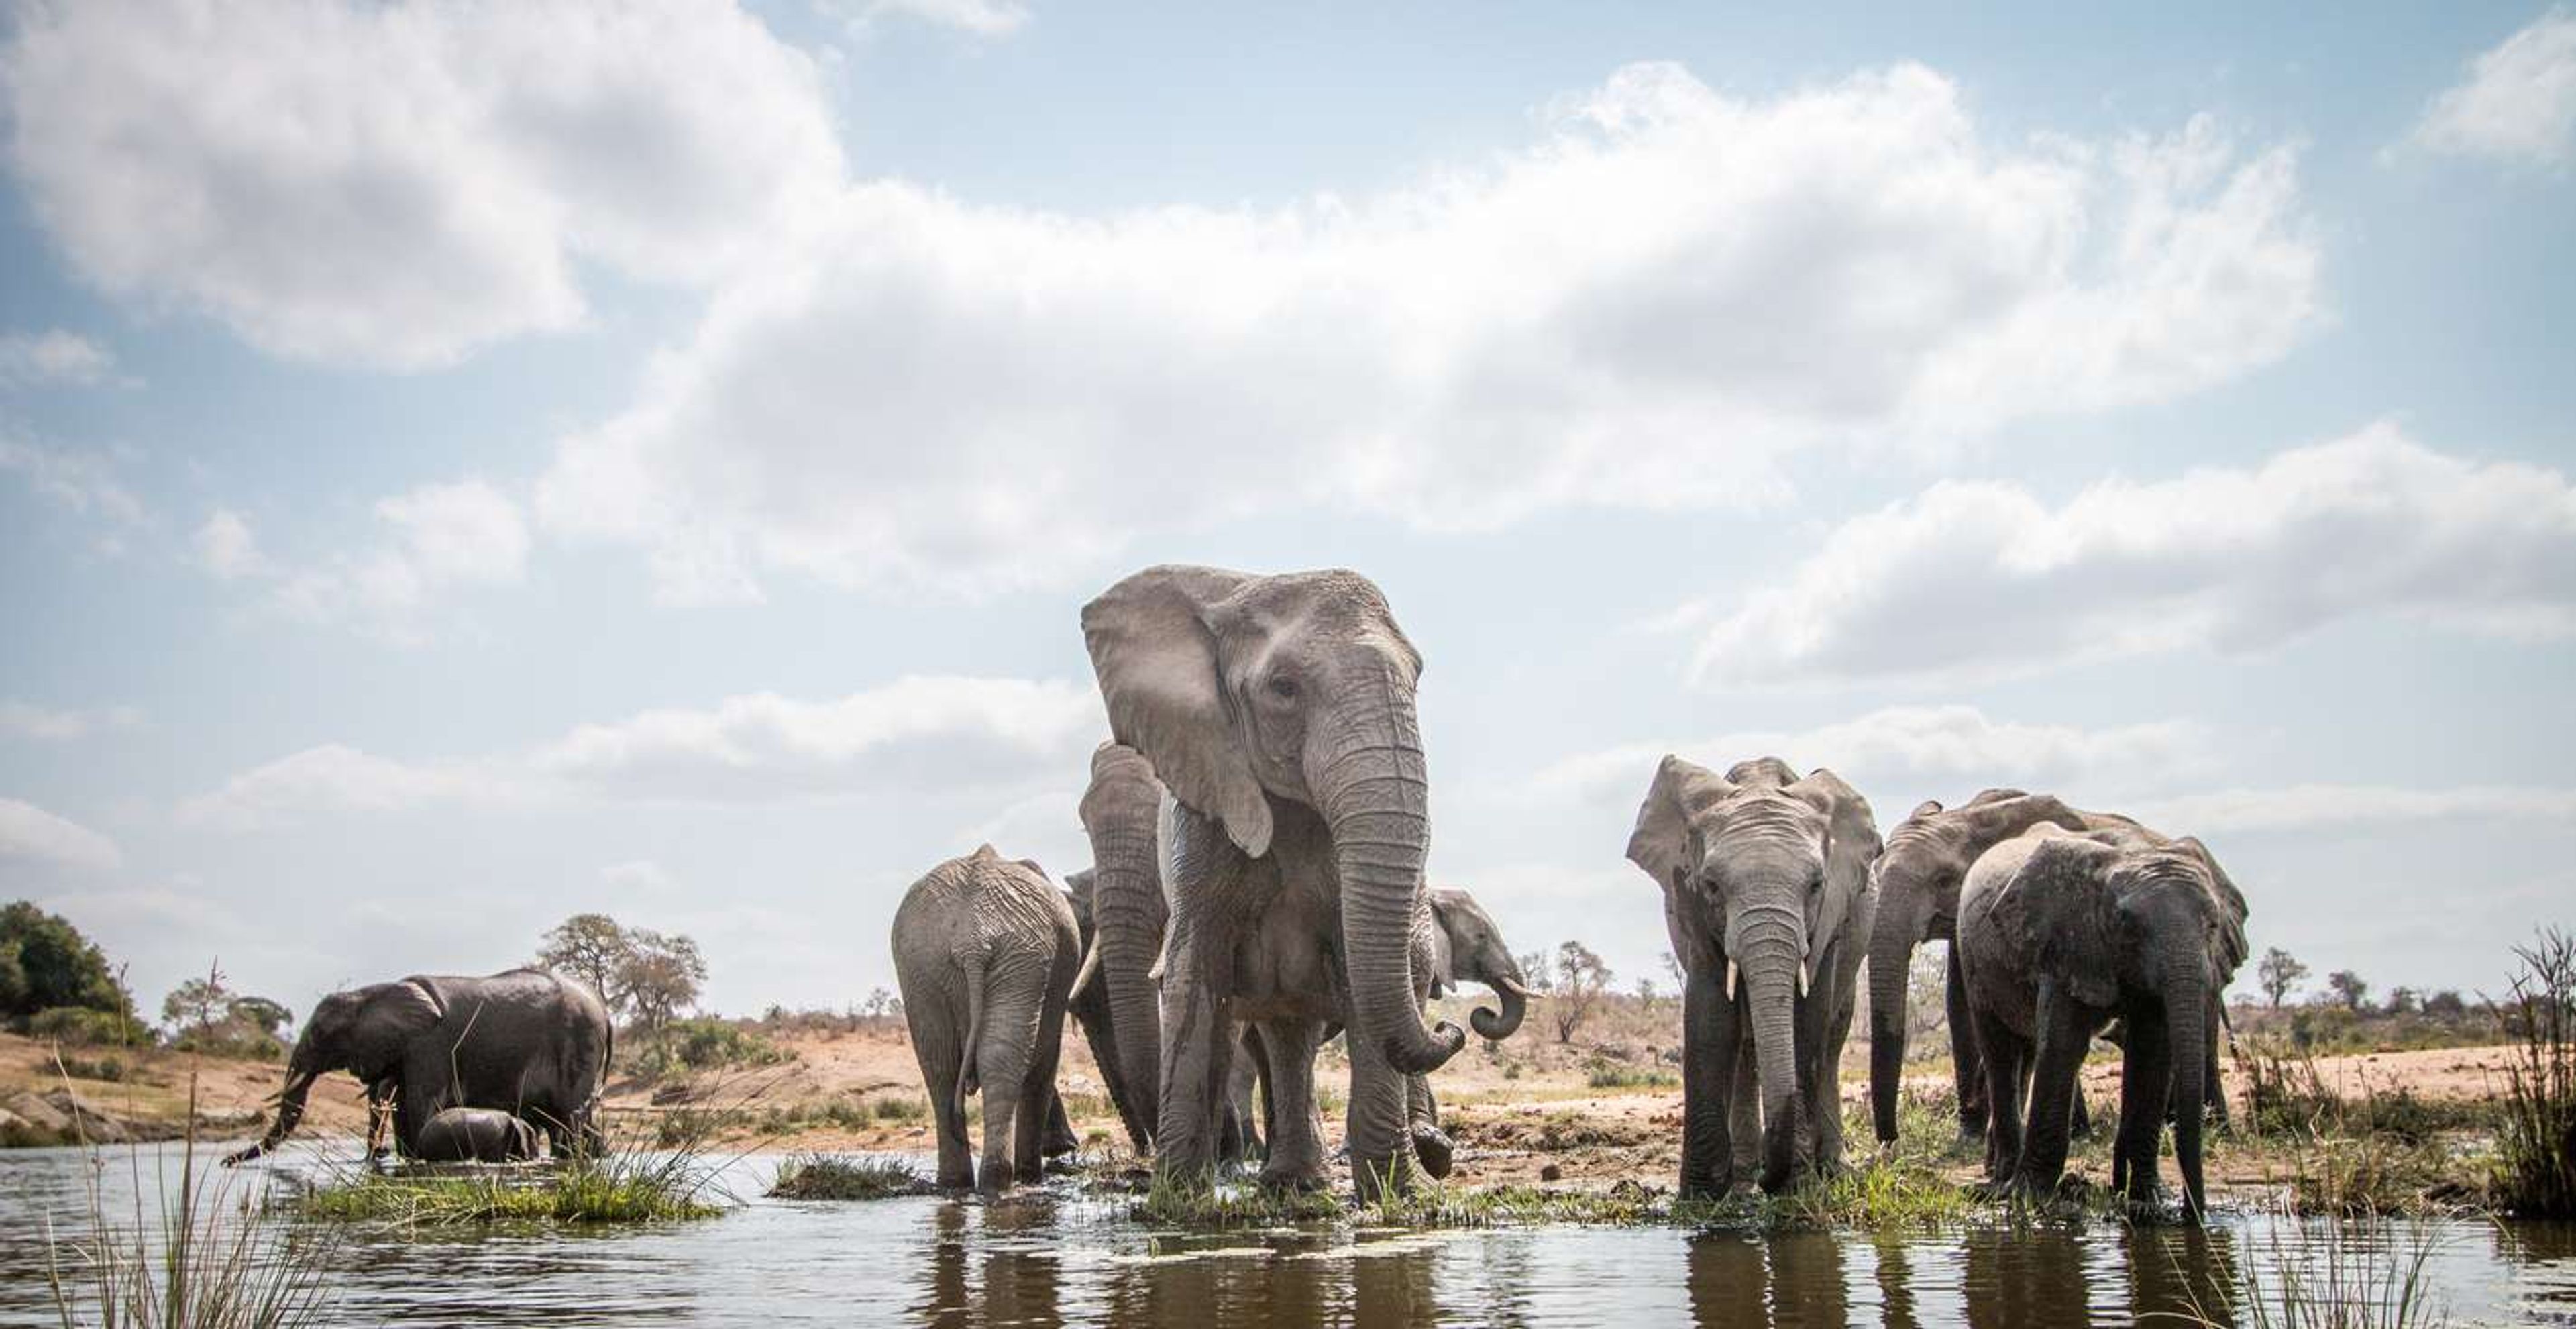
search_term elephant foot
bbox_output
[1256,1163,1330,1195]
[1350,1155,1413,1205]
[1969,1177,2019,1203]
[938,1166,977,1192]
[1409,1124,1455,1180]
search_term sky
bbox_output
[1,0,2571,1024]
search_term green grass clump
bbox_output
[1132,1172,1347,1227]
[2493,927,2576,1218]
[869,1094,928,1123]
[1584,1062,1676,1091]
[767,1153,929,1200]
[292,1151,723,1227]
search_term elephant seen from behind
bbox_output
[227,968,611,1165]
[1957,824,2250,1217]
[892,845,1083,1193]
[1627,755,1880,1198]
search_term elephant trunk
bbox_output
[1470,973,1529,1042]
[225,1062,319,1165]
[1738,902,1807,1193]
[1093,837,1165,1153]
[1314,669,1462,1078]
[1866,903,1919,1145]
[2169,961,2210,1220]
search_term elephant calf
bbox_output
[414,1107,541,1163]
[1957,823,2249,1218]
[892,845,1082,1193]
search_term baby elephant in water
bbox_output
[413,1107,542,1163]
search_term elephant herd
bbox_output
[222,562,2249,1221]
[895,564,2251,1219]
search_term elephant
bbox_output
[892,845,1083,1193]
[1080,565,1466,1199]
[1627,755,1880,1197]
[1956,823,2250,1216]
[413,1106,541,1163]
[1072,741,1171,1155]
[1865,789,2104,1145]
[226,968,611,1165]
[1063,867,1154,1155]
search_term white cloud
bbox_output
[217,478,528,639]
[195,509,267,580]
[536,61,2319,602]
[600,859,680,893]
[179,675,1101,829]
[0,0,845,370]
[2133,784,2576,835]
[0,329,115,387]
[2404,7,2576,166]
[1524,704,2213,811]
[0,436,145,527]
[0,702,143,742]
[0,796,123,871]
[1689,424,2576,686]
[842,0,1030,37]
[960,786,1089,880]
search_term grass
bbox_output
[2171,1222,2450,1328]
[2235,1041,2493,1216]
[44,1050,340,1328]
[1583,1062,1676,1091]
[290,1151,724,1226]
[767,1153,931,1200]
[2491,926,2576,1218]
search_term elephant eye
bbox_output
[1266,675,1299,702]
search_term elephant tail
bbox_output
[957,963,988,1111]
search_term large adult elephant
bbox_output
[1957,824,2249,1217]
[1081,565,1465,1198]
[1865,789,2097,1145]
[226,968,611,1164]
[1627,755,1879,1197]
[892,845,1082,1193]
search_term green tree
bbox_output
[2257,947,2309,1008]
[231,995,293,1036]
[1548,941,1613,1044]
[0,901,134,1023]
[161,973,233,1037]
[2326,969,2369,1012]
[537,913,631,1008]
[619,929,706,1036]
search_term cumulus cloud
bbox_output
[195,509,267,580]
[0,329,115,387]
[2404,7,2576,166]
[2133,783,2576,835]
[0,436,145,527]
[213,478,529,639]
[1524,704,2213,812]
[0,796,123,871]
[536,61,2320,602]
[0,0,844,369]
[840,0,1030,36]
[0,702,143,742]
[179,675,1102,829]
[1688,424,2576,686]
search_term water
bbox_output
[6,1145,2574,1326]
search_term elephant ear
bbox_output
[2012,838,2122,1008]
[1082,566,1273,858]
[1966,788,2031,804]
[1425,889,1462,994]
[1955,792,2081,853]
[1907,799,1944,822]
[2175,836,2253,972]
[1791,767,1881,988]
[1625,755,1731,894]
[350,979,444,1079]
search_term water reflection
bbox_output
[5,1147,2573,1327]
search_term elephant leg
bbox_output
[1253,1019,1327,1191]
[1679,963,1743,1200]
[1728,1020,1761,1188]
[1947,945,1988,1141]
[1973,1006,2027,1187]
[1024,940,1079,1175]
[906,994,975,1190]
[2017,979,2089,1198]
[2071,1078,2094,1138]
[2204,994,2231,1131]
[1344,1011,1413,1202]
[1153,917,1237,1184]
[1041,1092,1080,1161]
[1407,1073,1453,1179]
[1219,1025,1258,1167]
[978,977,1047,1194]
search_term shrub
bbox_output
[28,1005,153,1047]
[56,1053,127,1082]
[2493,927,2576,1218]
[767,1155,928,1200]
[869,1094,928,1123]
[667,1018,787,1070]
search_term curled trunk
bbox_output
[1314,674,1460,1078]
[1470,979,1528,1041]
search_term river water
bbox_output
[5,1145,2573,1326]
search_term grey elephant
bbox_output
[1063,867,1154,1155]
[1071,743,1170,1155]
[1865,789,2107,1145]
[227,968,611,1165]
[414,1106,541,1163]
[892,845,1082,1193]
[1957,824,2249,1216]
[1627,755,1879,1197]
[1222,886,1530,1178]
[1081,565,1466,1198]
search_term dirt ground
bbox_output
[3,1018,2522,1202]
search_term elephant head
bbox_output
[1426,887,1533,1041]
[1076,742,1169,1151]
[2012,831,2239,1216]
[1627,755,1878,1191]
[1083,565,1464,1078]
[1865,789,2081,1142]
[227,978,443,1164]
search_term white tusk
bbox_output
[1798,966,1810,999]
[1725,961,1739,1002]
